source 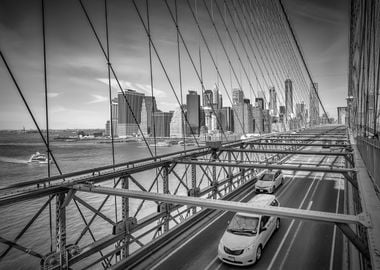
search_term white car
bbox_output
[218,195,280,266]
[255,170,283,194]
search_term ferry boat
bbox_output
[151,141,171,147]
[28,152,51,164]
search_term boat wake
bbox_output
[0,157,29,164]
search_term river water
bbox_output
[0,133,195,269]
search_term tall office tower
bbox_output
[144,96,158,135]
[217,107,234,132]
[186,90,201,135]
[117,89,145,137]
[296,102,306,127]
[269,87,278,116]
[263,109,271,133]
[233,100,253,134]
[140,99,148,135]
[218,94,223,109]
[153,111,173,137]
[204,107,213,132]
[285,79,293,116]
[309,82,320,126]
[213,87,219,110]
[252,106,264,133]
[337,107,347,124]
[203,89,213,107]
[279,105,286,123]
[255,98,265,110]
[106,97,118,137]
[170,105,186,137]
[232,88,244,105]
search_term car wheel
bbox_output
[275,218,280,231]
[256,245,262,262]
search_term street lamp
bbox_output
[346,95,354,129]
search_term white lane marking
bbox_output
[329,185,341,270]
[278,199,314,269]
[204,257,218,270]
[267,174,319,270]
[150,190,255,270]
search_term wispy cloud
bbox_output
[88,94,108,104]
[47,92,61,98]
[96,78,167,98]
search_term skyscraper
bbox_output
[213,87,219,110]
[217,107,234,132]
[285,79,293,116]
[255,98,265,110]
[153,111,173,137]
[203,89,213,107]
[170,105,186,137]
[186,90,201,135]
[232,88,244,105]
[233,101,253,134]
[310,83,319,125]
[310,82,320,126]
[118,89,144,137]
[144,96,157,135]
[269,87,278,116]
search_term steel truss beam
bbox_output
[244,142,349,147]
[177,160,359,188]
[72,184,370,227]
[220,148,352,156]
[73,184,371,260]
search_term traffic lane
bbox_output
[153,189,258,270]
[154,171,315,270]
[154,153,327,269]
[268,174,345,270]
[216,172,322,270]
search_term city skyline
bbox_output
[0,0,348,129]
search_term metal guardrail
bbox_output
[356,136,380,191]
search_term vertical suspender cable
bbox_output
[146,0,157,159]
[175,0,186,152]
[41,0,53,253]
[104,0,118,223]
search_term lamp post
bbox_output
[346,95,354,131]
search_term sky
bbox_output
[0,0,349,130]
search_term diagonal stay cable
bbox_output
[131,0,201,147]
[183,0,247,137]
[163,0,231,142]
[77,0,156,155]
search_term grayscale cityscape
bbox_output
[0,0,379,270]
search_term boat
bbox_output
[28,152,51,164]
[151,141,171,147]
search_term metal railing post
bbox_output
[191,163,197,215]
[163,165,170,233]
[122,176,129,258]
[56,193,67,269]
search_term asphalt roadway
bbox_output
[147,147,346,270]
